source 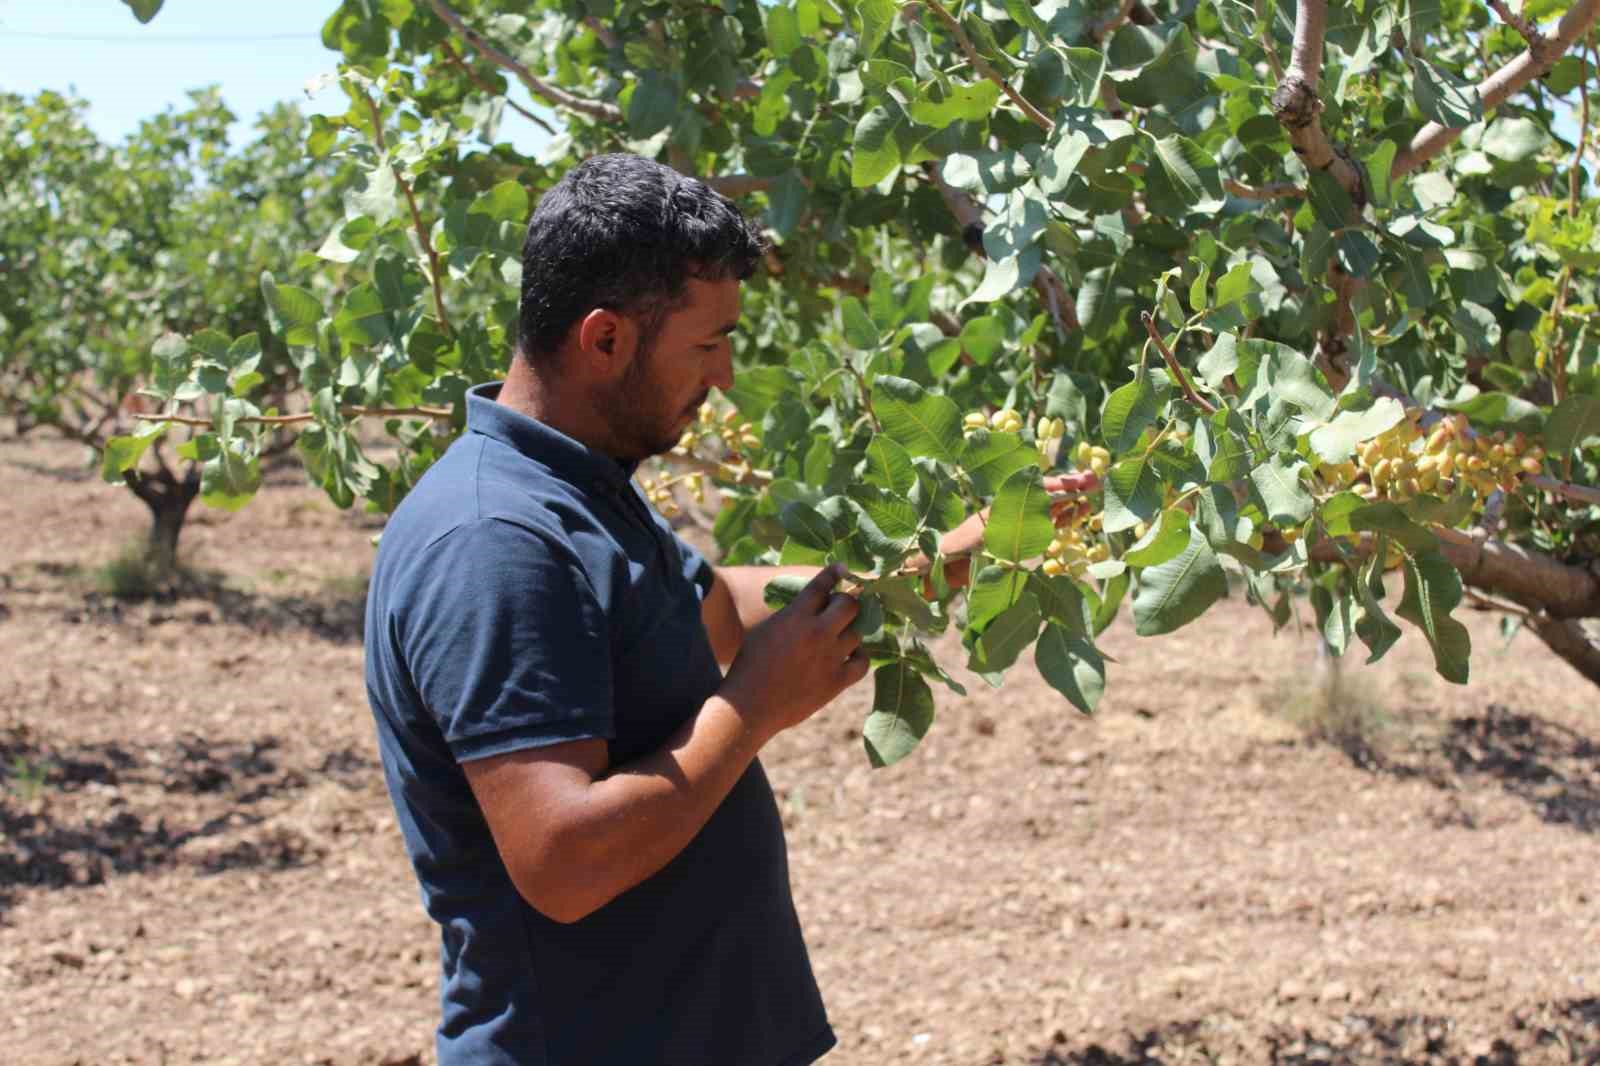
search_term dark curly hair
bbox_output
[516,154,767,365]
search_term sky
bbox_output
[0,0,548,152]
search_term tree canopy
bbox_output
[49,0,1600,760]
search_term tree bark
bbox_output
[1529,616,1600,686]
[124,465,201,576]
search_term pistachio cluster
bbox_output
[962,407,1024,435]
[637,471,707,518]
[1071,440,1112,478]
[1322,412,1546,503]
[1041,497,1108,578]
[674,402,761,459]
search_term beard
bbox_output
[602,333,706,462]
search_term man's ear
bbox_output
[574,308,639,375]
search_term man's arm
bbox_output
[463,566,867,924]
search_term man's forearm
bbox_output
[539,690,772,921]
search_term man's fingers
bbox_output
[818,589,860,633]
[794,564,844,612]
[1045,471,1100,495]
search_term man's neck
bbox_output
[497,355,620,458]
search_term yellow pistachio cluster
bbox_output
[1034,416,1066,458]
[963,407,1025,435]
[674,402,761,459]
[1071,440,1112,478]
[1321,411,1546,503]
[1040,497,1108,578]
[637,471,707,518]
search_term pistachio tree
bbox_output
[115,0,1600,763]
[0,90,354,572]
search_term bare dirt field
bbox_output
[3,428,1598,1066]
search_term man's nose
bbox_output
[709,348,735,391]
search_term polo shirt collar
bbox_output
[465,382,639,491]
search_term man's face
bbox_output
[605,277,740,462]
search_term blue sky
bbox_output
[0,0,548,151]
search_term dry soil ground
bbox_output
[2,429,1599,1066]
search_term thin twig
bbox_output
[427,0,623,123]
[439,39,557,134]
[364,94,455,339]
[135,406,454,428]
[1393,0,1600,177]
[1140,311,1218,415]
[918,0,1056,132]
[1575,34,1595,217]
[1529,474,1600,507]
[1487,0,1552,57]
[1223,178,1303,200]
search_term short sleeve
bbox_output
[400,518,613,762]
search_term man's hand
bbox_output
[720,564,870,738]
[913,471,1101,591]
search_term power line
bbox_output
[0,29,322,44]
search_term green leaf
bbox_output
[1363,141,1398,208]
[1546,394,1600,458]
[1307,169,1357,229]
[851,484,921,555]
[960,430,1038,496]
[1411,56,1482,128]
[967,564,1027,631]
[969,593,1041,675]
[121,0,165,23]
[763,572,812,610]
[855,0,897,56]
[200,448,262,512]
[1482,116,1546,162]
[261,273,323,346]
[841,296,881,349]
[334,283,391,346]
[864,662,935,767]
[1102,456,1163,533]
[874,376,964,464]
[1250,456,1314,526]
[852,105,902,187]
[469,180,529,224]
[100,421,169,483]
[852,592,885,637]
[1349,502,1438,553]
[626,71,680,136]
[1035,624,1105,714]
[1123,507,1191,568]
[1146,134,1225,213]
[767,4,802,55]
[1131,524,1228,636]
[983,467,1055,562]
[864,436,917,495]
[780,500,837,551]
[1352,550,1404,663]
[1306,397,1407,464]
[1101,371,1162,452]
[961,253,1027,305]
[1397,550,1471,684]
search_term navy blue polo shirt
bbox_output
[364,382,834,1066]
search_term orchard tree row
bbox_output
[29,0,1600,761]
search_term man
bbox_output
[365,154,1090,1065]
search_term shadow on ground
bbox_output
[1033,1000,1600,1064]
[1353,703,1600,836]
[0,728,376,915]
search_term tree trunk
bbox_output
[123,464,201,576]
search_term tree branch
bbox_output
[1434,525,1600,619]
[1486,0,1554,59]
[439,39,557,134]
[1392,0,1600,177]
[1223,178,1302,200]
[136,406,453,428]
[1529,473,1600,507]
[1141,312,1218,415]
[917,0,1056,132]
[1270,0,1365,194]
[364,94,455,340]
[1528,615,1600,685]
[705,174,775,198]
[427,0,624,124]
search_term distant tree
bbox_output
[0,90,355,573]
